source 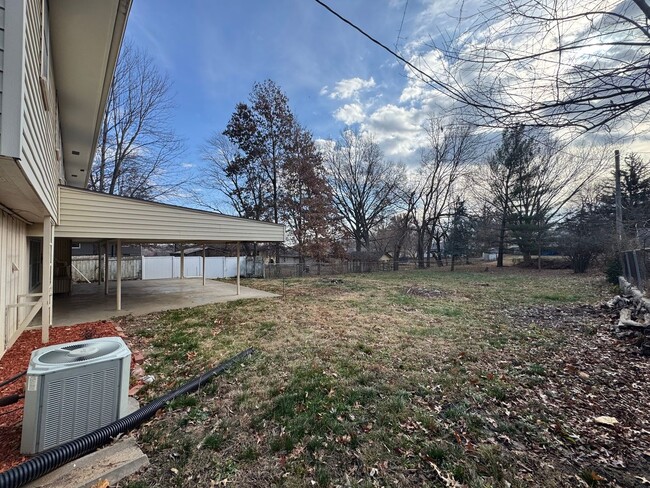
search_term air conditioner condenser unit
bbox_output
[20,336,131,454]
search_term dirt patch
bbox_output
[507,303,606,330]
[0,321,119,473]
[405,285,445,298]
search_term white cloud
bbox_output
[327,77,376,100]
[182,163,194,168]
[361,104,425,161]
[334,103,366,125]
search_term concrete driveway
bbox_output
[52,278,277,326]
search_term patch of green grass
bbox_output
[486,382,509,402]
[355,342,373,355]
[151,329,199,362]
[315,466,331,486]
[269,434,295,453]
[237,445,259,462]
[255,320,277,338]
[124,482,149,488]
[427,305,464,317]
[168,395,198,410]
[203,432,226,450]
[526,363,547,376]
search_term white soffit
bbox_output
[49,0,131,188]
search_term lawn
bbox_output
[120,267,649,488]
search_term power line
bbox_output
[311,0,618,166]
[312,0,453,95]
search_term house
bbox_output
[71,242,142,257]
[0,0,284,358]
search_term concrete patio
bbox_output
[51,278,277,326]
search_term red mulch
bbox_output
[0,321,120,473]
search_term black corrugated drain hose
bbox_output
[0,347,254,488]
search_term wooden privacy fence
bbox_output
[71,255,264,282]
[71,256,142,282]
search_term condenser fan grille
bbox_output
[38,341,122,364]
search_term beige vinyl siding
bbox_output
[0,0,5,147]
[0,209,28,356]
[57,187,285,243]
[19,0,60,220]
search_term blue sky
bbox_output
[126,0,451,169]
[126,0,650,199]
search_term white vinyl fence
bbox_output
[142,256,259,280]
[72,256,263,283]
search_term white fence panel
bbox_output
[141,256,263,280]
[204,257,225,279]
[142,256,174,280]
[225,257,239,277]
[183,256,203,278]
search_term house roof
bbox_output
[56,186,285,243]
[49,0,131,188]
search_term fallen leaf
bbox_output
[170,468,179,475]
[91,481,109,488]
[594,416,619,426]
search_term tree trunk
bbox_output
[393,244,401,271]
[417,231,426,269]
[434,236,443,267]
[451,254,456,271]
[497,212,507,268]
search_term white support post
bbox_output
[97,242,102,285]
[202,244,206,286]
[41,217,53,343]
[180,246,185,280]
[236,242,241,296]
[104,240,109,295]
[116,239,122,311]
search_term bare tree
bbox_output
[411,118,479,268]
[421,0,650,132]
[200,133,267,218]
[482,126,606,267]
[325,130,402,252]
[89,43,184,200]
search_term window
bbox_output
[29,239,42,291]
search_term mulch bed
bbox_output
[0,321,119,473]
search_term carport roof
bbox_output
[56,186,285,243]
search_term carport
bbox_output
[53,278,277,326]
[42,186,284,333]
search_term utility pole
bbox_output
[615,149,623,245]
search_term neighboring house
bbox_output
[170,245,238,257]
[347,251,390,263]
[0,0,284,357]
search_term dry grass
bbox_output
[119,267,649,488]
